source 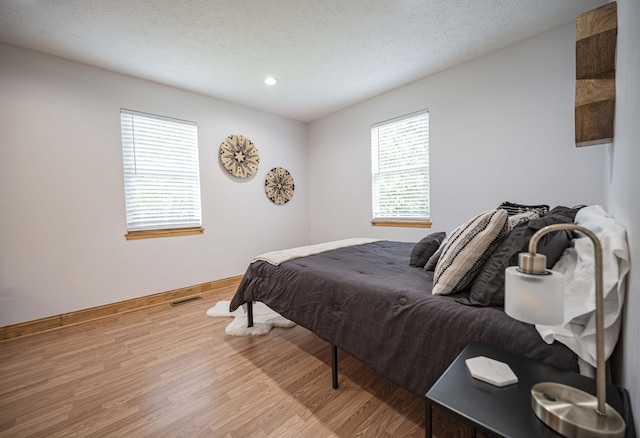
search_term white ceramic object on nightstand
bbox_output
[465,356,518,387]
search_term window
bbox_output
[371,110,430,228]
[120,109,203,239]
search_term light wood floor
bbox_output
[0,287,425,437]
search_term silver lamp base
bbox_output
[531,382,625,438]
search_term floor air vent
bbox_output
[170,296,203,307]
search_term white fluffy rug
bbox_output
[206,300,296,336]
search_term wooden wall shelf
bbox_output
[575,2,617,147]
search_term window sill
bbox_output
[371,220,432,229]
[125,227,204,240]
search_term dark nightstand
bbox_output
[425,342,635,438]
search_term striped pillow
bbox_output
[508,211,540,229]
[432,209,509,295]
[497,201,549,217]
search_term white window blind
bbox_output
[371,110,429,220]
[120,109,202,232]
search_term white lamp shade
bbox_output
[505,266,564,326]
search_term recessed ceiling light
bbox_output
[264,77,278,86]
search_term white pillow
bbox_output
[433,209,509,295]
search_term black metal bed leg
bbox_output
[331,343,339,389]
[247,301,254,327]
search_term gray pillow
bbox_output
[424,246,443,271]
[468,206,582,306]
[424,226,461,271]
[410,232,446,268]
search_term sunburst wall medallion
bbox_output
[219,135,260,178]
[265,167,295,205]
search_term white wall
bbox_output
[308,23,607,244]
[607,0,640,427]
[0,44,309,326]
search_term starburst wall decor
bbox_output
[265,167,295,205]
[219,134,260,178]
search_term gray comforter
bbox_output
[230,240,578,396]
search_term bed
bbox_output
[229,234,580,398]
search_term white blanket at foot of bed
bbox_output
[251,237,380,266]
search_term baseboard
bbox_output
[0,275,243,341]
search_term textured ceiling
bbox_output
[0,0,605,122]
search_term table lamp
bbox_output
[505,223,625,437]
